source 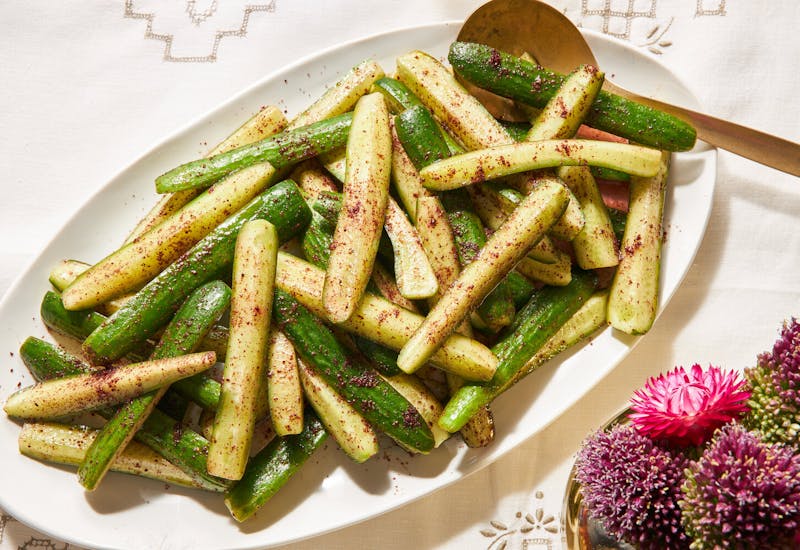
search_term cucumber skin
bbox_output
[40,291,107,342]
[225,410,327,522]
[492,270,596,363]
[273,288,435,453]
[171,371,221,411]
[36,293,203,418]
[449,42,696,152]
[20,336,95,379]
[136,408,231,492]
[391,108,478,257]
[38,291,222,409]
[608,207,627,242]
[310,191,341,228]
[156,112,353,193]
[394,105,452,169]
[500,121,530,142]
[591,165,631,183]
[352,336,403,377]
[395,104,515,330]
[301,211,335,270]
[504,271,537,309]
[440,270,597,432]
[150,281,231,359]
[372,77,425,114]
[18,336,230,491]
[440,190,515,328]
[441,194,487,265]
[310,190,395,263]
[77,280,231,490]
[154,390,190,421]
[84,180,310,364]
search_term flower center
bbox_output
[666,381,710,416]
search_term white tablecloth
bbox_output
[1,1,798,548]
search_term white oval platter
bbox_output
[0,21,715,550]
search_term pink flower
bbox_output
[629,364,750,447]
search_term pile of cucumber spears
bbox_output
[4,42,695,522]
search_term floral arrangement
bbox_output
[575,319,800,549]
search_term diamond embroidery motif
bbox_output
[696,0,726,16]
[581,0,657,40]
[186,0,219,25]
[124,0,276,62]
[579,0,726,54]
[18,538,70,550]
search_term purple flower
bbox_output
[744,318,800,447]
[576,423,690,549]
[680,424,800,549]
[629,364,750,447]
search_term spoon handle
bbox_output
[604,81,800,176]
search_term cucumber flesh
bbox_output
[297,358,378,463]
[19,423,213,491]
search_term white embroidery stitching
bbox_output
[124,0,276,62]
[186,0,219,25]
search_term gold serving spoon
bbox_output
[458,0,800,176]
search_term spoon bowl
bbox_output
[458,0,800,175]
[456,0,593,122]
[457,0,592,73]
